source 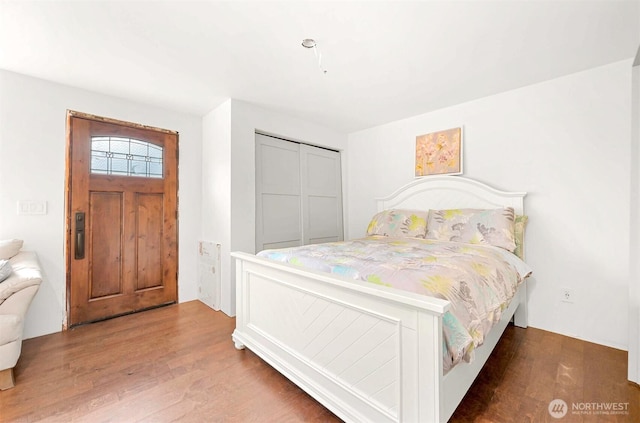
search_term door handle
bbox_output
[75,212,85,259]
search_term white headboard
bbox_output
[376,176,526,214]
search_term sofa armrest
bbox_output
[0,252,42,386]
[0,284,39,319]
[0,252,42,305]
[0,284,39,373]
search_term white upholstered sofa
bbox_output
[0,240,42,390]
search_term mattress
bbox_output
[257,236,532,372]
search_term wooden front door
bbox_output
[65,112,178,326]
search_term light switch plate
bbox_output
[17,200,47,215]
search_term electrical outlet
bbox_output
[561,288,573,303]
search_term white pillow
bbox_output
[0,239,23,260]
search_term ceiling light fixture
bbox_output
[301,38,317,49]
[301,38,327,74]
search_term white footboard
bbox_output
[232,252,453,423]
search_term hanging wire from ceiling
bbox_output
[301,38,327,75]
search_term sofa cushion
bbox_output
[0,239,23,260]
[0,260,12,283]
[0,252,42,305]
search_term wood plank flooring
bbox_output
[1,301,638,422]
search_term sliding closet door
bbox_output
[255,135,302,251]
[301,144,343,245]
[256,134,343,252]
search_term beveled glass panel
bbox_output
[149,145,162,158]
[110,139,130,155]
[130,140,148,157]
[111,157,129,174]
[90,136,163,178]
[129,159,147,176]
[149,161,162,176]
[91,155,108,173]
[92,137,110,152]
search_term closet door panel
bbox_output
[301,144,343,245]
[261,144,300,193]
[256,135,302,252]
[261,194,302,249]
[307,196,341,244]
[307,153,339,196]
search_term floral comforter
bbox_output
[257,236,532,373]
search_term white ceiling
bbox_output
[1,1,638,132]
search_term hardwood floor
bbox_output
[449,324,639,423]
[1,301,638,422]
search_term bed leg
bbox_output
[231,332,245,350]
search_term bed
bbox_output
[231,176,530,422]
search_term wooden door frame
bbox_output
[63,110,179,330]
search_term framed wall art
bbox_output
[415,127,463,177]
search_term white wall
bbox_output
[0,70,202,339]
[201,100,232,312]
[347,60,632,350]
[202,99,348,315]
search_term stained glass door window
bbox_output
[91,136,163,178]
